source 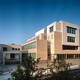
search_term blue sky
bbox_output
[0,0,80,44]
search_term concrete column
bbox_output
[3,53,5,65]
[66,54,67,59]
[20,53,22,63]
[74,54,75,59]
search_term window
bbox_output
[67,26,76,34]
[67,36,75,42]
[57,54,80,59]
[44,28,47,34]
[18,48,20,50]
[22,42,36,50]
[12,48,14,50]
[63,45,78,50]
[3,47,7,51]
[15,48,17,50]
[50,26,53,32]
[10,54,15,58]
[67,54,74,59]
[75,54,80,58]
[57,54,66,59]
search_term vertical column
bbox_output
[20,53,22,63]
[66,54,67,59]
[3,53,5,65]
[74,54,75,59]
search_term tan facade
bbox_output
[37,39,47,60]
[22,20,80,65]
[60,21,79,46]
[22,33,47,60]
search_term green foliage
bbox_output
[11,65,25,80]
[12,57,79,80]
[11,57,40,80]
[45,59,72,80]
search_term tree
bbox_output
[11,57,40,80]
[45,59,72,80]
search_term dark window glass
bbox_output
[18,48,20,50]
[63,45,78,50]
[10,54,15,58]
[22,42,36,50]
[75,54,80,58]
[44,28,47,34]
[67,36,75,42]
[12,48,14,50]
[50,26,53,32]
[15,48,17,50]
[3,47,7,51]
[67,26,76,34]
[67,54,74,59]
[57,54,66,59]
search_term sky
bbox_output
[0,0,80,45]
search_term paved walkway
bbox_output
[0,64,17,80]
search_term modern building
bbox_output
[22,20,80,65]
[0,43,22,65]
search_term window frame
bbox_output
[67,26,76,34]
[50,26,53,32]
[67,36,75,42]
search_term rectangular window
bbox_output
[50,26,53,32]
[10,54,15,59]
[67,26,76,34]
[22,42,36,50]
[57,54,66,59]
[18,48,20,50]
[67,54,74,59]
[44,28,47,34]
[3,47,7,51]
[63,45,78,50]
[67,36,75,42]
[75,54,80,58]
[15,48,17,50]
[12,48,14,50]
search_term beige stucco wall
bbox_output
[0,44,21,51]
[60,21,79,46]
[35,28,45,36]
[55,22,61,32]
[8,44,21,50]
[79,29,80,50]
[37,39,48,60]
[54,32,62,54]
[53,31,80,54]
[0,44,11,51]
[47,32,54,54]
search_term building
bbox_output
[0,43,22,65]
[22,20,80,65]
